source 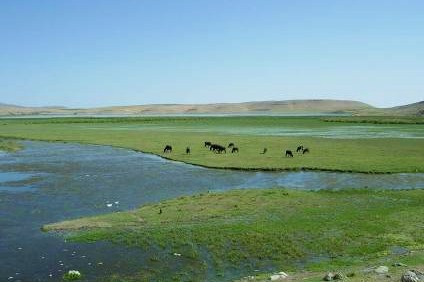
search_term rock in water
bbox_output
[270,271,288,281]
[401,270,420,282]
[374,266,389,274]
[323,272,335,281]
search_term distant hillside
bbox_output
[75,99,372,115]
[0,99,371,116]
[0,99,422,116]
[354,101,424,116]
[387,101,424,116]
[0,103,68,116]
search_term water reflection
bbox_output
[0,141,423,281]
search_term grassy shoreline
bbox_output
[1,136,421,174]
[0,138,23,152]
[44,188,424,281]
[0,116,423,173]
[323,116,424,124]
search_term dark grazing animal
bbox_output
[285,150,293,157]
[186,147,191,154]
[302,148,309,154]
[204,141,212,148]
[163,145,172,153]
[215,145,226,154]
[296,145,304,152]
[231,147,239,153]
[209,144,219,151]
[210,144,226,153]
[261,148,267,154]
[228,143,235,148]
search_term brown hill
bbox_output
[1,99,422,116]
[0,99,372,116]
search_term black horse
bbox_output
[228,143,235,148]
[204,141,212,148]
[302,148,309,154]
[231,147,239,153]
[261,148,267,154]
[296,145,304,153]
[209,144,226,154]
[186,147,191,154]
[216,145,226,154]
[285,150,293,157]
[163,145,172,153]
[209,144,218,151]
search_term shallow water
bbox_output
[82,123,424,139]
[0,141,423,281]
[0,171,35,184]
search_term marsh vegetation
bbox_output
[0,116,423,281]
[45,188,424,281]
[0,138,22,152]
[0,116,423,173]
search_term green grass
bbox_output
[323,116,424,124]
[0,116,423,173]
[0,138,22,152]
[44,188,424,281]
[6,116,419,280]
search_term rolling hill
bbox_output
[386,101,424,116]
[352,101,424,116]
[0,99,422,116]
[0,103,69,116]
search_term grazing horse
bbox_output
[296,145,304,153]
[261,148,267,154]
[228,143,235,148]
[209,144,226,154]
[163,145,172,153]
[216,145,226,154]
[210,144,218,151]
[186,147,191,154]
[302,148,309,154]
[204,141,212,148]
[231,147,239,153]
[285,150,293,157]
[210,144,225,154]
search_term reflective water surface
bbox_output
[0,141,423,281]
[82,123,424,139]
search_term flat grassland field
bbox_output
[2,116,423,281]
[0,116,423,173]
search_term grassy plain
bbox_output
[0,116,423,173]
[44,188,424,281]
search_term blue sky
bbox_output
[0,0,422,108]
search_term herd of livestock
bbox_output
[163,142,310,157]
